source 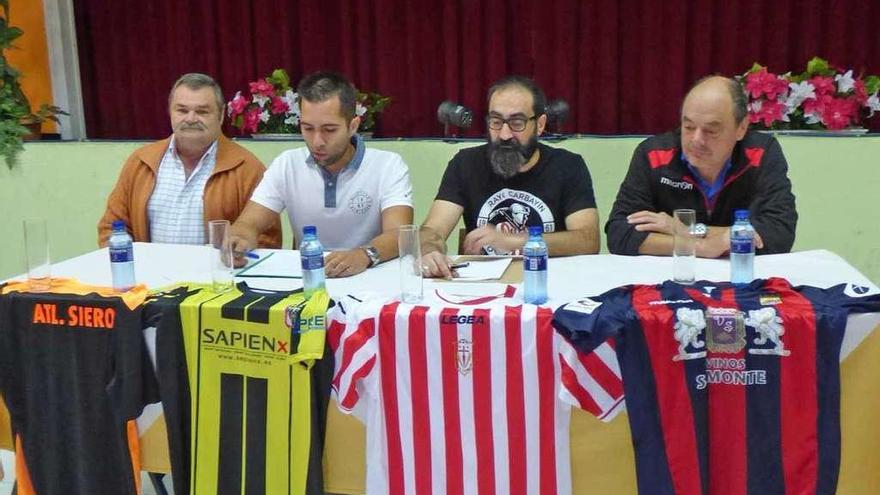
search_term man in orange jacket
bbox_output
[97,73,281,248]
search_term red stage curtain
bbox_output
[73,0,880,139]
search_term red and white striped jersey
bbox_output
[328,295,624,495]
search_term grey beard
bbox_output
[489,145,526,179]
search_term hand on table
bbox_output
[420,251,456,279]
[462,225,525,255]
[696,227,764,258]
[627,210,676,235]
[228,231,257,268]
[325,249,371,278]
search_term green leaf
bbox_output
[747,62,765,74]
[864,75,880,95]
[0,25,23,48]
[806,57,830,76]
[267,69,290,90]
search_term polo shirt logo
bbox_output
[348,191,373,215]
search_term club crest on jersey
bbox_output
[672,307,707,361]
[457,338,472,375]
[567,298,602,315]
[285,304,304,333]
[745,307,790,356]
[705,308,747,354]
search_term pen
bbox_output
[234,251,260,260]
[450,262,470,269]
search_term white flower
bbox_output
[785,81,815,111]
[804,111,822,124]
[282,90,299,111]
[259,110,270,123]
[253,94,270,108]
[356,102,367,117]
[835,69,855,93]
[284,114,300,126]
[867,91,880,117]
[749,100,763,113]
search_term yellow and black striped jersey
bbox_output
[0,279,152,495]
[146,283,331,495]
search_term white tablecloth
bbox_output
[35,243,880,359]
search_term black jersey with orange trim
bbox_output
[145,283,332,495]
[0,279,155,495]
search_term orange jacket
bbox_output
[97,136,281,248]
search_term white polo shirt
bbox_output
[251,135,413,250]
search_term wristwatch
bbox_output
[362,246,381,267]
[692,223,708,239]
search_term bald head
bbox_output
[680,76,750,176]
[683,76,748,125]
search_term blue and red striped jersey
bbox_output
[553,277,880,495]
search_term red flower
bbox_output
[802,93,832,118]
[809,76,835,97]
[270,96,289,115]
[755,99,786,127]
[745,69,789,100]
[243,107,262,134]
[248,79,274,97]
[821,97,857,130]
[228,93,249,117]
[854,80,868,104]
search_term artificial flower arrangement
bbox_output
[740,57,880,130]
[227,68,391,135]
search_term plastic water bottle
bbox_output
[108,220,136,291]
[730,209,755,284]
[523,226,548,304]
[300,225,326,299]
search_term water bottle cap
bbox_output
[303,225,317,236]
[734,209,749,221]
[528,226,543,236]
[111,220,126,231]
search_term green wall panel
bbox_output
[1,135,877,284]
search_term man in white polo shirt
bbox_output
[230,71,413,277]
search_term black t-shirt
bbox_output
[436,143,597,234]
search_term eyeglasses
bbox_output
[486,114,538,132]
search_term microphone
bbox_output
[437,101,473,128]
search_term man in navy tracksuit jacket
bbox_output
[606,76,797,258]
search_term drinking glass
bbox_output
[672,209,697,285]
[398,225,423,303]
[208,220,234,293]
[23,218,51,292]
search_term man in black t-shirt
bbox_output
[421,75,600,278]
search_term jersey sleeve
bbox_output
[557,335,625,421]
[795,281,880,313]
[290,289,330,366]
[328,295,379,413]
[553,288,632,420]
[552,287,631,353]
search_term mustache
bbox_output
[495,138,520,149]
[177,122,206,130]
